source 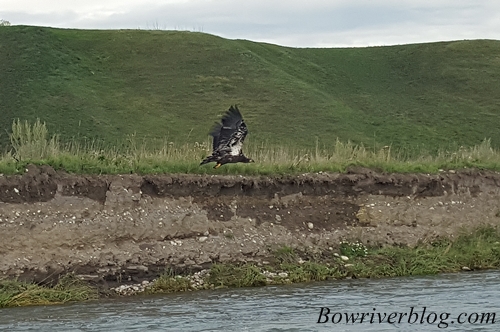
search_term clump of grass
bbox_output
[273,245,297,264]
[282,262,341,283]
[144,269,192,294]
[9,118,60,162]
[208,263,266,288]
[0,274,98,308]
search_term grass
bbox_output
[2,226,500,307]
[281,262,337,283]
[0,274,98,308]
[352,226,500,278]
[1,26,500,154]
[143,268,192,294]
[274,245,298,264]
[206,225,500,287]
[1,119,500,175]
[208,264,267,288]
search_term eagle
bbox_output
[200,105,254,169]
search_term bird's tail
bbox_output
[200,155,215,166]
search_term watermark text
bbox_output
[317,307,496,328]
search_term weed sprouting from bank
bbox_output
[274,245,297,264]
[2,119,500,175]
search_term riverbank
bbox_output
[2,225,500,307]
[1,165,500,307]
[141,225,500,295]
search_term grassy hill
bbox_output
[1,25,500,155]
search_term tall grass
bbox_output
[9,118,60,161]
[1,119,500,175]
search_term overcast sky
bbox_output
[1,0,499,48]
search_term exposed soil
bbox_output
[1,165,500,290]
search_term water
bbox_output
[1,270,499,331]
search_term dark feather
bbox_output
[200,105,254,168]
[209,122,223,151]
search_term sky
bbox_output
[1,0,499,48]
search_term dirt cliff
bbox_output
[1,165,499,288]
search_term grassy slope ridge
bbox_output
[1,26,500,152]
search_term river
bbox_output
[1,270,499,331]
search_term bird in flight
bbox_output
[200,105,254,169]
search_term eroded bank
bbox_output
[1,165,499,289]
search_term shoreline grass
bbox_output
[2,226,499,308]
[1,119,500,175]
[146,226,500,295]
[0,274,98,308]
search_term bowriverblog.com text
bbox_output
[317,307,496,328]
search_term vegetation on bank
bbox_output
[149,225,500,293]
[3,226,496,308]
[0,274,98,308]
[1,26,500,153]
[1,119,500,175]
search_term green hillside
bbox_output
[1,25,500,153]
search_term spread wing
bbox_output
[209,105,248,156]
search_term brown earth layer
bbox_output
[1,165,499,289]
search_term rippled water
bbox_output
[1,270,499,331]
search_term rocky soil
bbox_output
[1,165,500,291]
